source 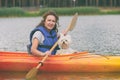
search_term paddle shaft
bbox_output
[36,41,58,69]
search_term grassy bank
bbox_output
[39,7,100,15]
[0,7,39,17]
[0,7,120,17]
[0,7,26,17]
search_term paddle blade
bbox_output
[25,67,38,80]
[67,13,78,31]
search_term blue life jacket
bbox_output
[27,26,59,55]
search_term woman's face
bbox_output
[44,15,56,31]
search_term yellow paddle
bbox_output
[25,13,78,80]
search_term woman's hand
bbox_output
[61,30,67,36]
[44,51,51,56]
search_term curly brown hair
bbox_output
[36,10,59,32]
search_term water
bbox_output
[0,72,120,80]
[0,15,120,79]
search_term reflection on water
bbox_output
[0,72,120,80]
[37,72,120,80]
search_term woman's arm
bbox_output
[31,38,45,56]
[31,38,51,56]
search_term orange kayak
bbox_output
[0,51,120,72]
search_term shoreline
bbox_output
[0,7,120,17]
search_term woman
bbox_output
[27,11,60,56]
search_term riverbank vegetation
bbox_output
[0,7,120,17]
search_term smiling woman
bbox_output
[27,11,60,56]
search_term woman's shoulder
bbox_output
[32,31,44,43]
[33,31,43,36]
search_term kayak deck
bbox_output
[0,51,120,72]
